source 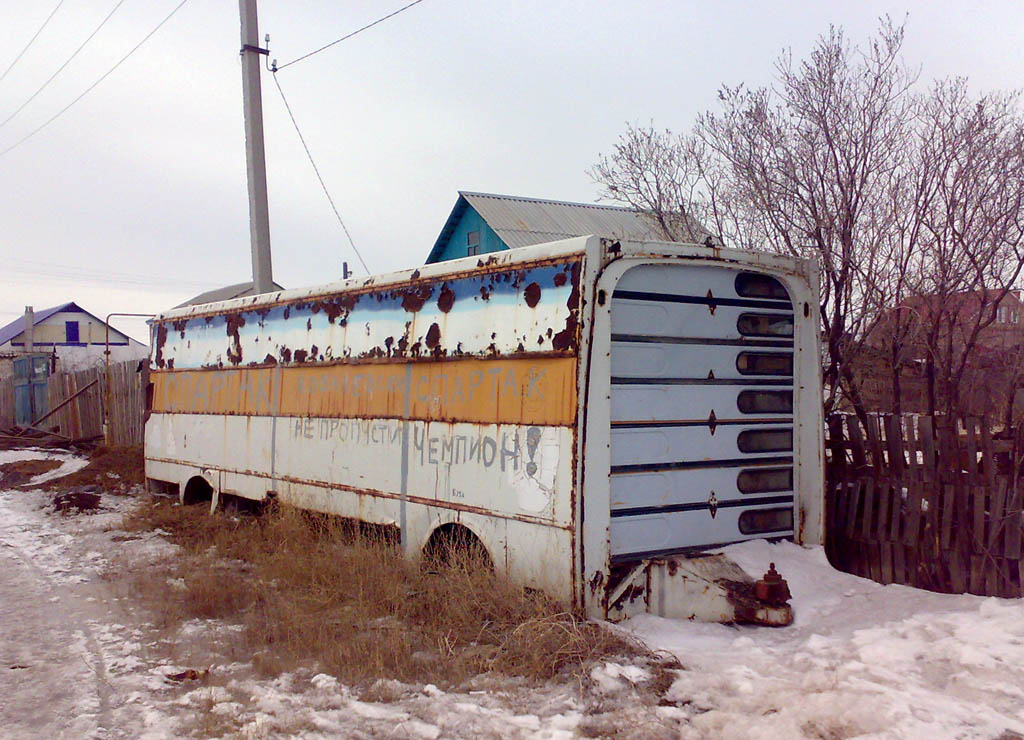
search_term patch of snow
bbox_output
[590,661,652,694]
[626,538,1024,740]
[28,457,90,485]
[310,673,338,691]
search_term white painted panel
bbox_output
[610,384,791,422]
[610,425,792,468]
[610,502,794,558]
[611,342,791,381]
[610,301,791,342]
[145,413,574,526]
[610,466,792,510]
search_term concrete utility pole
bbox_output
[239,0,274,294]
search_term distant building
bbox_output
[859,289,1024,416]
[869,289,1024,356]
[176,280,286,308]
[0,302,148,377]
[425,191,714,264]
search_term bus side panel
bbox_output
[144,411,577,599]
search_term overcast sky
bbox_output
[0,0,1021,343]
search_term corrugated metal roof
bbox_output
[0,302,75,346]
[176,280,286,309]
[426,191,714,263]
[462,192,668,246]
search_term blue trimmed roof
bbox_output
[0,302,77,346]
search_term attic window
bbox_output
[65,321,79,343]
[466,230,480,256]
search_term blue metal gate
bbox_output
[13,354,50,426]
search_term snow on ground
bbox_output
[3,446,1024,739]
[626,539,1024,740]
[0,449,667,740]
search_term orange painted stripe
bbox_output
[151,357,578,427]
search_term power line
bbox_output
[4,258,221,290]
[0,0,129,131]
[271,72,370,274]
[274,0,426,72]
[0,0,66,86]
[0,0,190,159]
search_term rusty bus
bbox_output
[144,236,824,622]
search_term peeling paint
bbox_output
[425,323,441,350]
[524,282,541,308]
[152,259,581,371]
[437,286,455,313]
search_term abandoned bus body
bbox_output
[144,236,824,621]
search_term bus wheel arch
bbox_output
[422,522,494,571]
[181,475,214,506]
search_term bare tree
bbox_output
[908,81,1024,416]
[592,19,1024,420]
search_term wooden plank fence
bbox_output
[0,359,147,446]
[827,414,1024,597]
[0,374,14,430]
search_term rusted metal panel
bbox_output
[144,235,825,624]
[151,356,577,426]
[152,259,581,371]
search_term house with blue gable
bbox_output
[0,302,148,377]
[425,191,713,264]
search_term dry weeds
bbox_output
[120,498,652,689]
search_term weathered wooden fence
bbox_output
[0,375,14,430]
[0,359,147,446]
[826,414,1024,597]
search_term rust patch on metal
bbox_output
[263,354,277,365]
[554,271,568,287]
[401,285,433,312]
[225,313,246,365]
[479,285,491,301]
[754,563,792,606]
[279,346,292,363]
[588,570,605,594]
[154,324,168,369]
[437,286,455,313]
[550,262,581,352]
[523,282,541,308]
[620,584,646,605]
[425,323,441,350]
[311,294,356,325]
[172,318,188,339]
[294,349,309,363]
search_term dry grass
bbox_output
[121,498,645,688]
